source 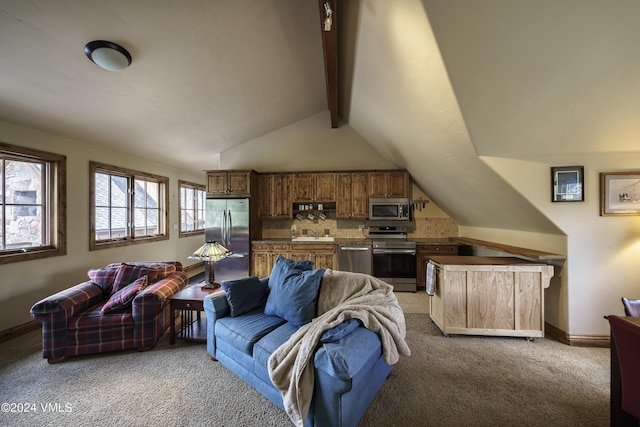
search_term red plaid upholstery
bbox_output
[87,267,120,293]
[31,261,187,361]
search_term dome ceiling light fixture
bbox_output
[84,40,132,71]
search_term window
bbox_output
[0,142,66,264]
[179,180,206,237]
[90,162,168,250]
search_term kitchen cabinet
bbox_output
[428,256,554,339]
[293,173,336,203]
[206,170,254,197]
[251,243,291,278]
[368,170,409,198]
[416,245,458,288]
[290,244,337,270]
[258,173,293,219]
[336,172,368,219]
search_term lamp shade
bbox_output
[84,40,132,71]
[187,241,231,262]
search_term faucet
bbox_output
[307,228,319,238]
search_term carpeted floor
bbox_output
[0,314,609,426]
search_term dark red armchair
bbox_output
[608,315,640,425]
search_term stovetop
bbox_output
[367,225,408,240]
[368,226,416,249]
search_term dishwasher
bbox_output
[338,244,372,274]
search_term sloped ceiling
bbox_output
[423,0,640,161]
[0,0,591,234]
[340,0,560,232]
[0,0,327,171]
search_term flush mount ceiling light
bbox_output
[84,40,132,71]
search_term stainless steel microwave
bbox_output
[368,198,411,221]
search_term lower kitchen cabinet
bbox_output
[416,245,458,288]
[428,256,554,339]
[251,243,290,278]
[290,244,337,270]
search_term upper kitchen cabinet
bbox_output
[336,172,368,219]
[206,170,255,197]
[368,170,410,198]
[258,173,293,219]
[293,173,336,203]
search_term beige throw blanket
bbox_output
[267,270,411,427]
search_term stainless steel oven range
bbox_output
[368,226,417,292]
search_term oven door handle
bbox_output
[373,249,416,255]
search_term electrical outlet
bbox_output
[358,224,364,230]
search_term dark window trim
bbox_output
[90,161,169,251]
[178,180,206,238]
[0,142,66,265]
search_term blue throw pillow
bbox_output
[265,257,325,326]
[268,255,314,291]
[220,276,268,317]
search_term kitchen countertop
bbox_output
[428,255,544,266]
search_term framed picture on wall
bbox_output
[600,171,640,216]
[551,166,584,202]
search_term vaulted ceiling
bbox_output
[2,0,636,235]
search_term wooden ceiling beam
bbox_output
[318,0,339,128]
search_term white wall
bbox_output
[479,154,640,337]
[220,111,396,172]
[0,121,206,331]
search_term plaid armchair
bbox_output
[31,261,188,363]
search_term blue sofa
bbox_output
[203,258,398,427]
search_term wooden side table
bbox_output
[169,283,221,345]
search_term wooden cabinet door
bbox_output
[314,173,336,202]
[314,252,337,270]
[207,171,252,196]
[228,171,250,195]
[293,173,335,203]
[336,173,352,218]
[350,172,368,218]
[293,174,314,202]
[290,244,336,270]
[368,171,409,198]
[251,243,290,277]
[289,250,312,264]
[251,243,272,277]
[272,174,292,218]
[258,174,292,219]
[252,251,272,278]
[337,172,367,219]
[207,172,228,195]
[368,172,388,198]
[388,171,409,198]
[257,174,273,219]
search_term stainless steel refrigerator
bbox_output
[205,198,250,282]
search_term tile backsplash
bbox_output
[260,217,458,240]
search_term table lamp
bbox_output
[187,241,231,289]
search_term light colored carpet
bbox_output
[0,314,609,426]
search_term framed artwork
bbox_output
[600,172,640,216]
[552,166,584,202]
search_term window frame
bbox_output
[0,142,66,264]
[178,180,206,238]
[90,161,169,251]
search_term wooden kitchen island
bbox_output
[428,256,554,339]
